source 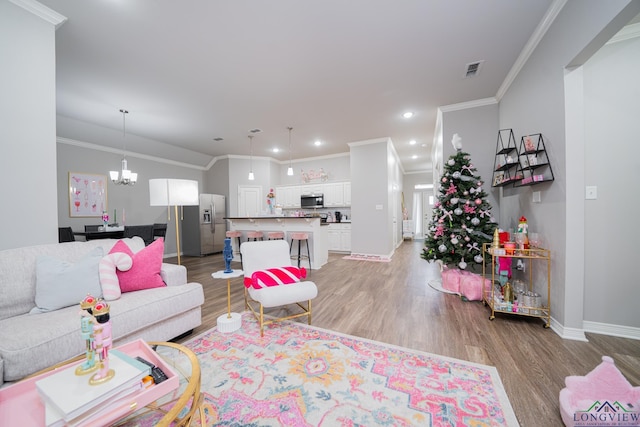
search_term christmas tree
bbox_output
[422,134,496,269]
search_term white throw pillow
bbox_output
[30,247,104,314]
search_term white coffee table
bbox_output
[211,269,244,333]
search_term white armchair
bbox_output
[240,240,318,336]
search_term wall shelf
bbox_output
[491,129,521,187]
[514,134,555,187]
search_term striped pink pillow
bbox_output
[244,266,307,289]
[98,252,133,300]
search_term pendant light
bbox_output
[248,134,255,181]
[109,109,138,185]
[287,126,294,176]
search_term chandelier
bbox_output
[110,109,138,185]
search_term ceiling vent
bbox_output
[213,137,224,142]
[248,128,262,134]
[464,60,484,78]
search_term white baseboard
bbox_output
[550,317,588,341]
[549,318,640,342]
[583,320,640,341]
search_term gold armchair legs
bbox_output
[244,288,313,337]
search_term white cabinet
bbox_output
[324,182,345,207]
[301,184,323,195]
[323,181,351,207]
[327,223,351,252]
[343,182,351,206]
[278,181,351,209]
[275,186,301,209]
[287,186,301,208]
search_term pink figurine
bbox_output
[89,301,114,384]
[75,295,98,375]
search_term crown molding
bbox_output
[347,137,391,148]
[607,22,640,44]
[10,0,67,28]
[496,0,567,101]
[438,97,497,113]
[57,137,207,171]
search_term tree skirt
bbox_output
[427,278,460,295]
[127,313,518,426]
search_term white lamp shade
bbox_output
[287,167,294,176]
[149,179,199,206]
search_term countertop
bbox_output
[225,216,321,220]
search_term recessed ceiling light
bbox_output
[409,139,416,145]
[412,155,418,159]
[213,137,224,142]
[273,148,280,153]
[314,140,322,146]
[403,112,414,119]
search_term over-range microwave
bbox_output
[301,194,324,208]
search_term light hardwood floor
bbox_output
[173,240,640,426]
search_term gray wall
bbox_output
[0,2,59,250]
[498,0,640,333]
[350,138,399,257]
[583,33,640,328]
[441,104,500,225]
[57,142,204,257]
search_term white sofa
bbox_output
[0,237,204,386]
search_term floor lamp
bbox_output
[149,179,199,265]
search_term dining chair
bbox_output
[58,227,75,243]
[124,225,155,246]
[153,223,167,240]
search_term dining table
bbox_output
[73,227,125,241]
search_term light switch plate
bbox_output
[375,204,383,210]
[532,191,541,203]
[585,186,597,200]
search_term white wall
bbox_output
[583,34,640,328]
[402,172,432,224]
[0,2,60,250]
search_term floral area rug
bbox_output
[181,313,518,426]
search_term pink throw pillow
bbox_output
[109,238,166,292]
[244,266,307,289]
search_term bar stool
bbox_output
[290,232,311,269]
[226,230,243,268]
[267,231,285,240]
[246,231,264,241]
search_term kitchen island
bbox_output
[225,216,328,270]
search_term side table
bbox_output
[211,269,244,333]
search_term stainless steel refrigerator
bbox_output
[182,194,226,256]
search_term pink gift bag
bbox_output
[460,272,491,301]
[441,268,463,294]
